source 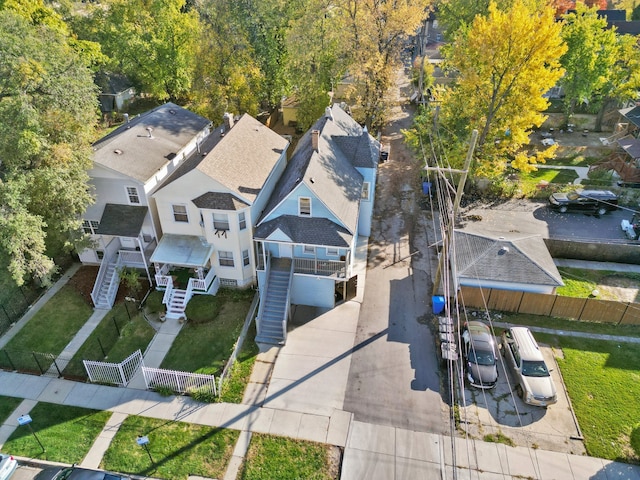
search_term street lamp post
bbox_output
[137,435,154,465]
[17,414,45,452]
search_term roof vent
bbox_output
[169,109,176,115]
[146,127,154,138]
[498,246,509,255]
[114,149,123,155]
[325,106,333,119]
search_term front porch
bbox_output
[151,234,219,319]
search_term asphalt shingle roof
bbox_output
[254,215,353,247]
[192,192,250,210]
[260,104,378,234]
[97,204,148,237]
[454,230,563,287]
[93,103,211,183]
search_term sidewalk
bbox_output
[1,264,640,479]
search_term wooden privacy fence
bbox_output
[83,349,143,386]
[142,367,217,396]
[458,286,640,325]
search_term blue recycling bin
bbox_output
[432,295,445,314]
[422,181,432,196]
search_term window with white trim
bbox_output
[126,186,140,204]
[361,182,371,201]
[82,220,100,235]
[213,212,230,231]
[326,247,339,256]
[242,249,250,266]
[299,197,311,216]
[172,204,189,223]
[219,251,234,267]
[238,212,247,230]
[303,245,315,255]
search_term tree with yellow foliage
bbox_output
[436,0,567,178]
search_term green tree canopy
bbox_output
[84,0,201,101]
[0,10,98,285]
[429,0,566,178]
[559,5,619,120]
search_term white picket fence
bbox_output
[83,350,143,386]
[142,367,217,396]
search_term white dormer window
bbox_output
[361,182,371,201]
[299,197,311,216]
[126,186,140,204]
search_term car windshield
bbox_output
[566,192,580,200]
[468,348,495,366]
[522,360,549,377]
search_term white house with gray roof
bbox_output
[150,113,289,319]
[79,103,212,309]
[253,104,380,344]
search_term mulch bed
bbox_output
[66,265,151,307]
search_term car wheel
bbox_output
[597,207,607,215]
[559,206,568,213]
[515,384,523,398]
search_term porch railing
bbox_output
[256,253,271,338]
[90,239,120,307]
[162,276,174,305]
[293,258,346,277]
[118,249,145,267]
[282,259,294,343]
[189,268,219,295]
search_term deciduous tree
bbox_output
[435,0,567,177]
[0,10,98,285]
[559,5,619,121]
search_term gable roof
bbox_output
[195,114,289,203]
[96,204,148,237]
[93,103,211,183]
[259,104,378,234]
[454,230,563,288]
[159,113,288,206]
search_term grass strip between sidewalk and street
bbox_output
[239,433,339,480]
[0,395,23,424]
[101,415,238,480]
[2,402,111,463]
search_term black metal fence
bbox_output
[0,311,132,382]
[0,286,44,337]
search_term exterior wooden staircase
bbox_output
[256,258,293,344]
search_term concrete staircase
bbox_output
[166,288,188,320]
[256,259,292,344]
[94,262,118,309]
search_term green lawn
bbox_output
[62,304,156,379]
[218,322,259,403]
[3,285,93,354]
[518,168,579,193]
[239,433,338,480]
[101,415,238,480]
[556,267,640,301]
[554,337,640,462]
[0,396,23,423]
[161,290,254,375]
[2,402,111,463]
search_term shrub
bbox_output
[154,385,174,396]
[185,294,223,324]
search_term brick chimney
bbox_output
[311,130,320,151]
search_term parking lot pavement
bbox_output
[457,346,586,456]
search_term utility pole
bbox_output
[429,129,478,297]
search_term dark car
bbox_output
[461,321,498,389]
[34,467,129,480]
[548,189,618,215]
